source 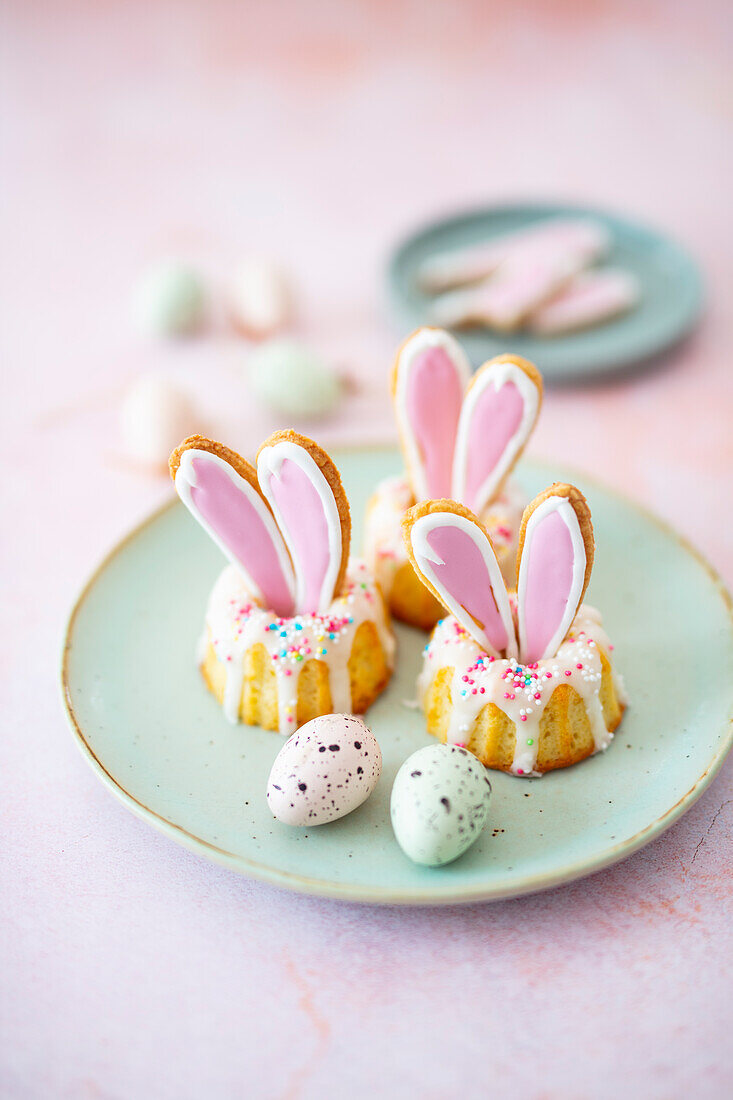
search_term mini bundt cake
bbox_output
[403,485,627,776]
[420,607,625,775]
[171,430,394,734]
[200,560,393,732]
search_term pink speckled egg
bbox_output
[266,714,382,826]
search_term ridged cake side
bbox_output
[201,559,394,733]
[424,649,624,774]
[201,620,392,732]
[418,605,627,776]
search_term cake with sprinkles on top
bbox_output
[170,431,394,733]
[402,485,627,776]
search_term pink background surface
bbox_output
[2,2,732,1097]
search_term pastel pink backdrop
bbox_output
[2,2,731,1098]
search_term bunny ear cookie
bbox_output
[516,483,594,664]
[257,430,351,616]
[170,436,296,618]
[172,431,352,619]
[402,500,517,659]
[392,327,472,501]
[392,331,543,515]
[452,354,543,516]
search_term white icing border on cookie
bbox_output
[452,359,541,514]
[516,494,587,663]
[257,439,344,616]
[175,448,296,612]
[364,475,525,602]
[409,511,518,659]
[394,327,472,502]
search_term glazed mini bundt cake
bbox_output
[364,326,542,631]
[171,431,394,734]
[199,560,392,732]
[403,486,627,776]
[420,606,624,775]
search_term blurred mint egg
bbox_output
[133,261,206,337]
[249,339,342,419]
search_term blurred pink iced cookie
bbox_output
[418,217,608,296]
[527,268,640,335]
[429,219,608,332]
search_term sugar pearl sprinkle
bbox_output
[418,605,627,778]
[203,559,394,732]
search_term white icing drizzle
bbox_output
[202,559,394,733]
[364,474,524,600]
[418,603,627,777]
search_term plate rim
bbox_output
[387,200,705,382]
[60,451,733,905]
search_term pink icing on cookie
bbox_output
[265,456,331,616]
[528,268,639,334]
[472,250,576,328]
[406,346,464,499]
[431,221,608,330]
[461,380,524,513]
[407,486,590,665]
[187,455,295,617]
[418,218,608,294]
[451,358,541,516]
[426,525,510,652]
[519,508,574,664]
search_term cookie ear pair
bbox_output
[170,431,351,618]
[403,484,594,664]
[392,328,543,514]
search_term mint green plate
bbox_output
[61,449,733,904]
[388,203,704,382]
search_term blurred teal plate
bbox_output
[388,203,704,382]
[61,448,732,904]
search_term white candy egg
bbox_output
[230,259,292,338]
[390,744,492,866]
[120,373,201,468]
[266,714,381,826]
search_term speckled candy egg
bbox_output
[390,744,492,866]
[266,715,381,826]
